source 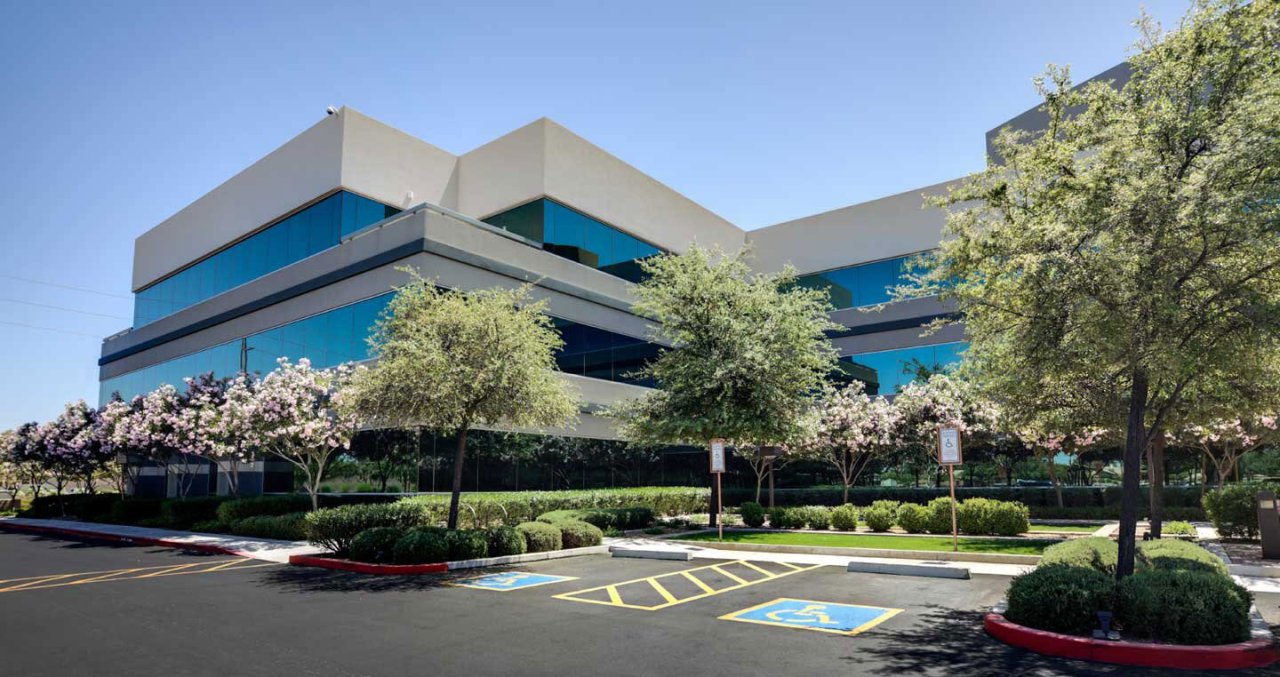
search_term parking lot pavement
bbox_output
[1,531,1274,677]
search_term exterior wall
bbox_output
[984,62,1131,162]
[746,179,956,276]
[338,108,460,212]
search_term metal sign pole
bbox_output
[948,464,958,553]
[710,439,726,541]
[717,473,724,542]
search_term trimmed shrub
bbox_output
[217,495,313,523]
[1005,564,1115,636]
[517,521,562,552]
[1203,484,1275,540]
[924,497,955,534]
[446,529,489,561]
[231,513,307,541]
[896,503,930,533]
[956,498,1030,536]
[135,516,174,528]
[393,527,449,564]
[1163,521,1196,537]
[1137,539,1227,575]
[557,520,604,549]
[161,497,228,528]
[739,502,766,528]
[987,500,1031,536]
[190,520,232,534]
[303,502,428,554]
[1040,537,1118,574]
[862,501,897,532]
[349,527,406,563]
[799,505,831,530]
[1116,569,1251,645]
[486,526,528,557]
[536,507,655,531]
[398,487,710,526]
[109,499,165,525]
[831,504,861,531]
[767,506,790,529]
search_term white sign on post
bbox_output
[709,439,726,474]
[938,427,962,465]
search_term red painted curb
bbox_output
[0,521,246,558]
[288,554,448,574]
[984,613,1279,670]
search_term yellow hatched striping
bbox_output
[0,558,278,594]
[553,560,824,611]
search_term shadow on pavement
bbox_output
[256,565,467,594]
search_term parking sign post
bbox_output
[710,439,726,541]
[937,427,962,553]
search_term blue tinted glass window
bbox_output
[483,199,664,284]
[797,253,931,310]
[842,342,967,394]
[131,191,399,327]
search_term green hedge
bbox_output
[398,487,708,527]
[924,497,955,534]
[1028,505,1206,521]
[304,503,429,554]
[394,528,449,564]
[956,498,1030,536]
[446,530,489,560]
[536,507,654,531]
[109,499,166,525]
[486,526,527,557]
[832,504,861,531]
[739,502,766,528]
[162,497,228,529]
[1204,483,1278,540]
[1041,538,1226,576]
[1006,564,1116,635]
[896,503,929,533]
[722,485,1206,509]
[230,513,307,541]
[517,521,562,552]
[217,495,313,523]
[557,520,604,548]
[1116,569,1252,645]
[349,527,406,563]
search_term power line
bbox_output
[0,319,104,339]
[3,298,129,321]
[0,274,131,300]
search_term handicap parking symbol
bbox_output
[720,598,901,635]
[454,572,578,592]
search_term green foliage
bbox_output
[831,503,861,531]
[956,498,1030,536]
[739,501,766,528]
[614,244,838,446]
[861,501,897,532]
[22,493,124,521]
[485,526,528,557]
[393,528,449,564]
[190,520,231,534]
[230,513,307,541]
[216,495,313,523]
[398,487,707,527]
[1005,565,1115,635]
[536,507,654,531]
[134,516,174,528]
[1040,538,1120,575]
[446,529,489,561]
[303,502,428,554]
[109,499,165,525]
[161,497,228,529]
[767,506,789,529]
[767,506,807,529]
[722,485,1207,509]
[924,497,955,534]
[1204,483,1277,540]
[557,520,604,548]
[896,503,930,534]
[349,527,406,563]
[516,521,562,553]
[1137,539,1227,575]
[798,505,831,530]
[1163,521,1196,537]
[1116,569,1251,645]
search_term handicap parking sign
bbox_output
[454,572,577,592]
[720,598,901,635]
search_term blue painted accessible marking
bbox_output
[720,598,902,635]
[454,572,578,592]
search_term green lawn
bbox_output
[1028,523,1103,533]
[672,531,1055,555]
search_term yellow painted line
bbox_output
[151,562,278,578]
[680,570,717,594]
[0,560,201,585]
[0,559,278,593]
[67,568,147,585]
[0,573,81,592]
[738,560,778,578]
[134,562,208,578]
[554,560,824,611]
[202,559,254,572]
[710,564,749,585]
[773,561,803,572]
[647,578,678,605]
[719,597,905,636]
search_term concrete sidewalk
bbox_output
[606,537,1036,576]
[0,517,323,563]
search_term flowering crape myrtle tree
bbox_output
[211,374,260,497]
[7,423,49,499]
[248,358,360,511]
[94,396,135,496]
[803,383,900,503]
[1017,424,1105,509]
[350,270,579,529]
[892,374,993,485]
[120,385,184,492]
[732,443,798,505]
[1180,416,1280,487]
[898,1,1280,578]
[0,429,22,504]
[170,373,227,498]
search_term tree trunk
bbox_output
[1147,433,1166,539]
[842,482,850,504]
[1046,455,1064,508]
[1116,369,1148,580]
[447,428,469,530]
[754,470,764,504]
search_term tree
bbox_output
[1180,416,1280,487]
[732,443,796,505]
[7,423,49,499]
[892,374,993,487]
[615,245,837,481]
[1018,426,1106,508]
[210,373,260,496]
[94,397,136,496]
[802,383,899,503]
[246,358,359,511]
[901,1,1280,578]
[171,374,226,498]
[350,271,579,528]
[120,385,183,495]
[0,429,22,505]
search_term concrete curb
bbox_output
[846,560,970,579]
[0,520,249,558]
[665,533,1042,565]
[610,547,693,561]
[984,610,1278,670]
[447,545,609,570]
[289,545,610,575]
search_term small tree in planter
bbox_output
[120,385,184,495]
[1180,416,1280,487]
[802,383,900,504]
[170,374,227,498]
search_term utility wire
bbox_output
[0,319,104,339]
[0,273,131,300]
[3,298,129,321]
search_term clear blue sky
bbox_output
[0,0,1190,430]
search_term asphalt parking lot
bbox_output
[0,531,1276,676]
